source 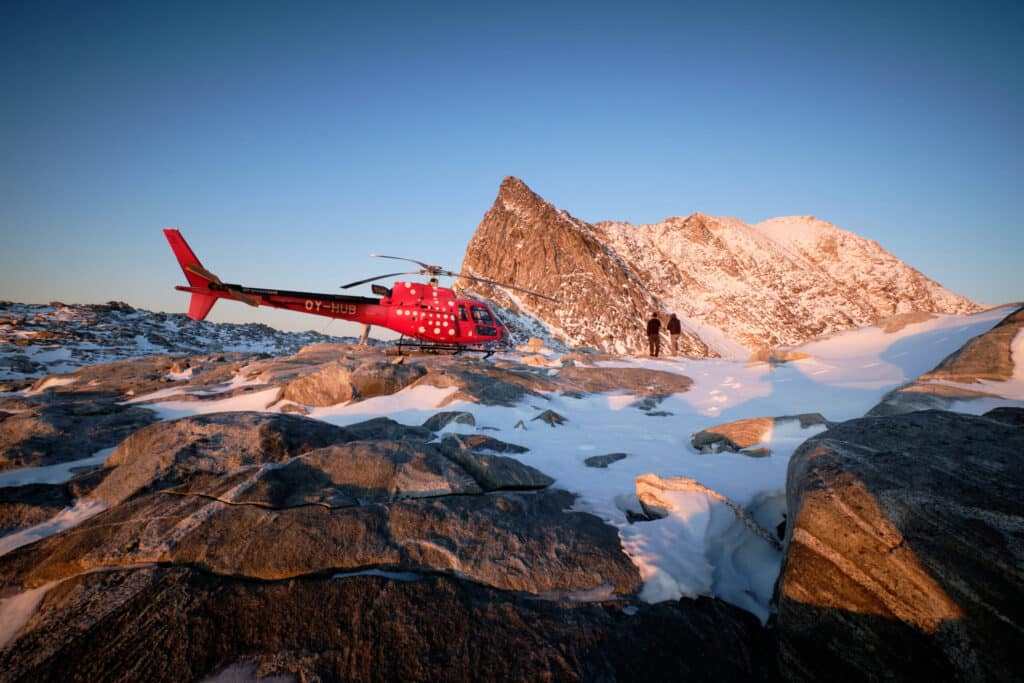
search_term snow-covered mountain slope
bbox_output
[0,301,357,383]
[456,178,982,356]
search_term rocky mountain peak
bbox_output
[458,179,982,356]
[497,175,538,204]
[456,180,712,357]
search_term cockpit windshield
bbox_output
[470,306,494,324]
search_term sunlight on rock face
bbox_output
[781,454,963,633]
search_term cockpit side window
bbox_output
[470,306,494,324]
[458,305,469,322]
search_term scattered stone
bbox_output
[779,412,833,429]
[692,417,773,453]
[531,410,567,427]
[439,434,528,454]
[421,411,476,432]
[691,414,831,454]
[584,453,627,468]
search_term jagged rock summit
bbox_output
[457,177,981,356]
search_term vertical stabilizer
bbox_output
[164,228,219,321]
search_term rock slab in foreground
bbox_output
[0,567,764,682]
[776,409,1024,682]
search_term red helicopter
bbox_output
[164,229,556,353]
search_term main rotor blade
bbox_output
[341,271,419,289]
[369,254,435,270]
[452,272,560,303]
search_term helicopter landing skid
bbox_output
[393,337,502,359]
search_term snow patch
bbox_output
[0,580,61,648]
[0,448,114,487]
[25,376,77,394]
[0,499,107,558]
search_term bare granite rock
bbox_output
[421,410,476,431]
[775,410,1024,682]
[0,412,635,600]
[0,567,764,682]
[90,412,359,505]
[0,484,72,534]
[439,448,553,491]
[692,414,831,455]
[0,393,157,471]
[918,305,1024,383]
[584,453,628,468]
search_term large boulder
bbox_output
[90,412,359,505]
[1,411,637,599]
[0,566,764,682]
[275,359,428,407]
[691,414,832,455]
[775,410,1024,682]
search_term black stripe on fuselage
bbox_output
[225,283,379,305]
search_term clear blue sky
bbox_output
[2,0,1021,336]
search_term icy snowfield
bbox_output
[2,305,1022,624]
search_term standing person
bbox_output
[667,313,681,356]
[646,312,662,357]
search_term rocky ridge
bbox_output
[456,177,981,356]
[0,301,356,384]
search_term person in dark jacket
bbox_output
[667,313,682,355]
[646,312,661,356]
